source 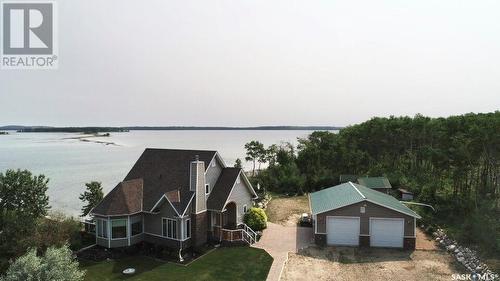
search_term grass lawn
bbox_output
[266,193,309,225]
[80,247,273,281]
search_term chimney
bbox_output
[190,155,206,213]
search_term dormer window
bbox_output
[205,184,210,194]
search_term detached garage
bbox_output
[309,182,421,250]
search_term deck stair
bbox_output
[219,223,257,245]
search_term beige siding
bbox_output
[96,237,108,247]
[191,161,207,213]
[130,233,144,245]
[226,173,253,224]
[110,238,128,247]
[144,200,182,239]
[205,157,223,199]
[316,201,415,237]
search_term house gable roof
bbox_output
[309,182,420,218]
[206,168,242,211]
[93,148,217,216]
[207,168,257,211]
[92,178,143,216]
[357,177,392,189]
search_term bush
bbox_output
[243,208,267,231]
[1,245,84,281]
[30,212,82,252]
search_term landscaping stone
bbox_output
[431,227,498,278]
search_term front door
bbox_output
[223,202,237,229]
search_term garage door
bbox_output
[370,218,404,248]
[326,217,359,246]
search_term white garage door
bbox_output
[326,217,359,246]
[370,218,404,248]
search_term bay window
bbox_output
[97,219,108,238]
[111,219,127,239]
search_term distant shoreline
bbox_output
[0,125,343,133]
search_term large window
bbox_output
[111,219,127,239]
[185,219,191,239]
[162,218,177,239]
[97,219,108,238]
[131,220,142,236]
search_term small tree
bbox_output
[234,158,243,169]
[1,245,84,281]
[244,141,265,176]
[79,181,103,217]
[243,207,267,231]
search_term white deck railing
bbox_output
[218,223,258,245]
[241,223,257,244]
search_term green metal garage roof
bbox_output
[357,177,392,189]
[309,182,420,218]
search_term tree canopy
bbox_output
[0,170,50,257]
[0,169,50,218]
[254,112,500,253]
[244,140,266,176]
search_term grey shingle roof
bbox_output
[92,178,143,216]
[309,182,420,218]
[93,148,216,216]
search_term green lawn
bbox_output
[80,247,273,281]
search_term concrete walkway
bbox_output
[253,222,313,281]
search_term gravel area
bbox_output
[282,246,462,281]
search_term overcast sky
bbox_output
[1,0,499,127]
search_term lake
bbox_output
[0,130,325,216]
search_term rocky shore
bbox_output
[432,228,498,280]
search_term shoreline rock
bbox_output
[431,228,498,279]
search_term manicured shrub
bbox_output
[243,208,267,231]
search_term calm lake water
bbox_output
[0,130,325,216]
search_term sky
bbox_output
[0,0,499,127]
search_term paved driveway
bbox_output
[253,222,314,281]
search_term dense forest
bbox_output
[254,112,499,254]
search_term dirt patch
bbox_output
[282,246,462,281]
[266,195,309,226]
[416,228,437,251]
